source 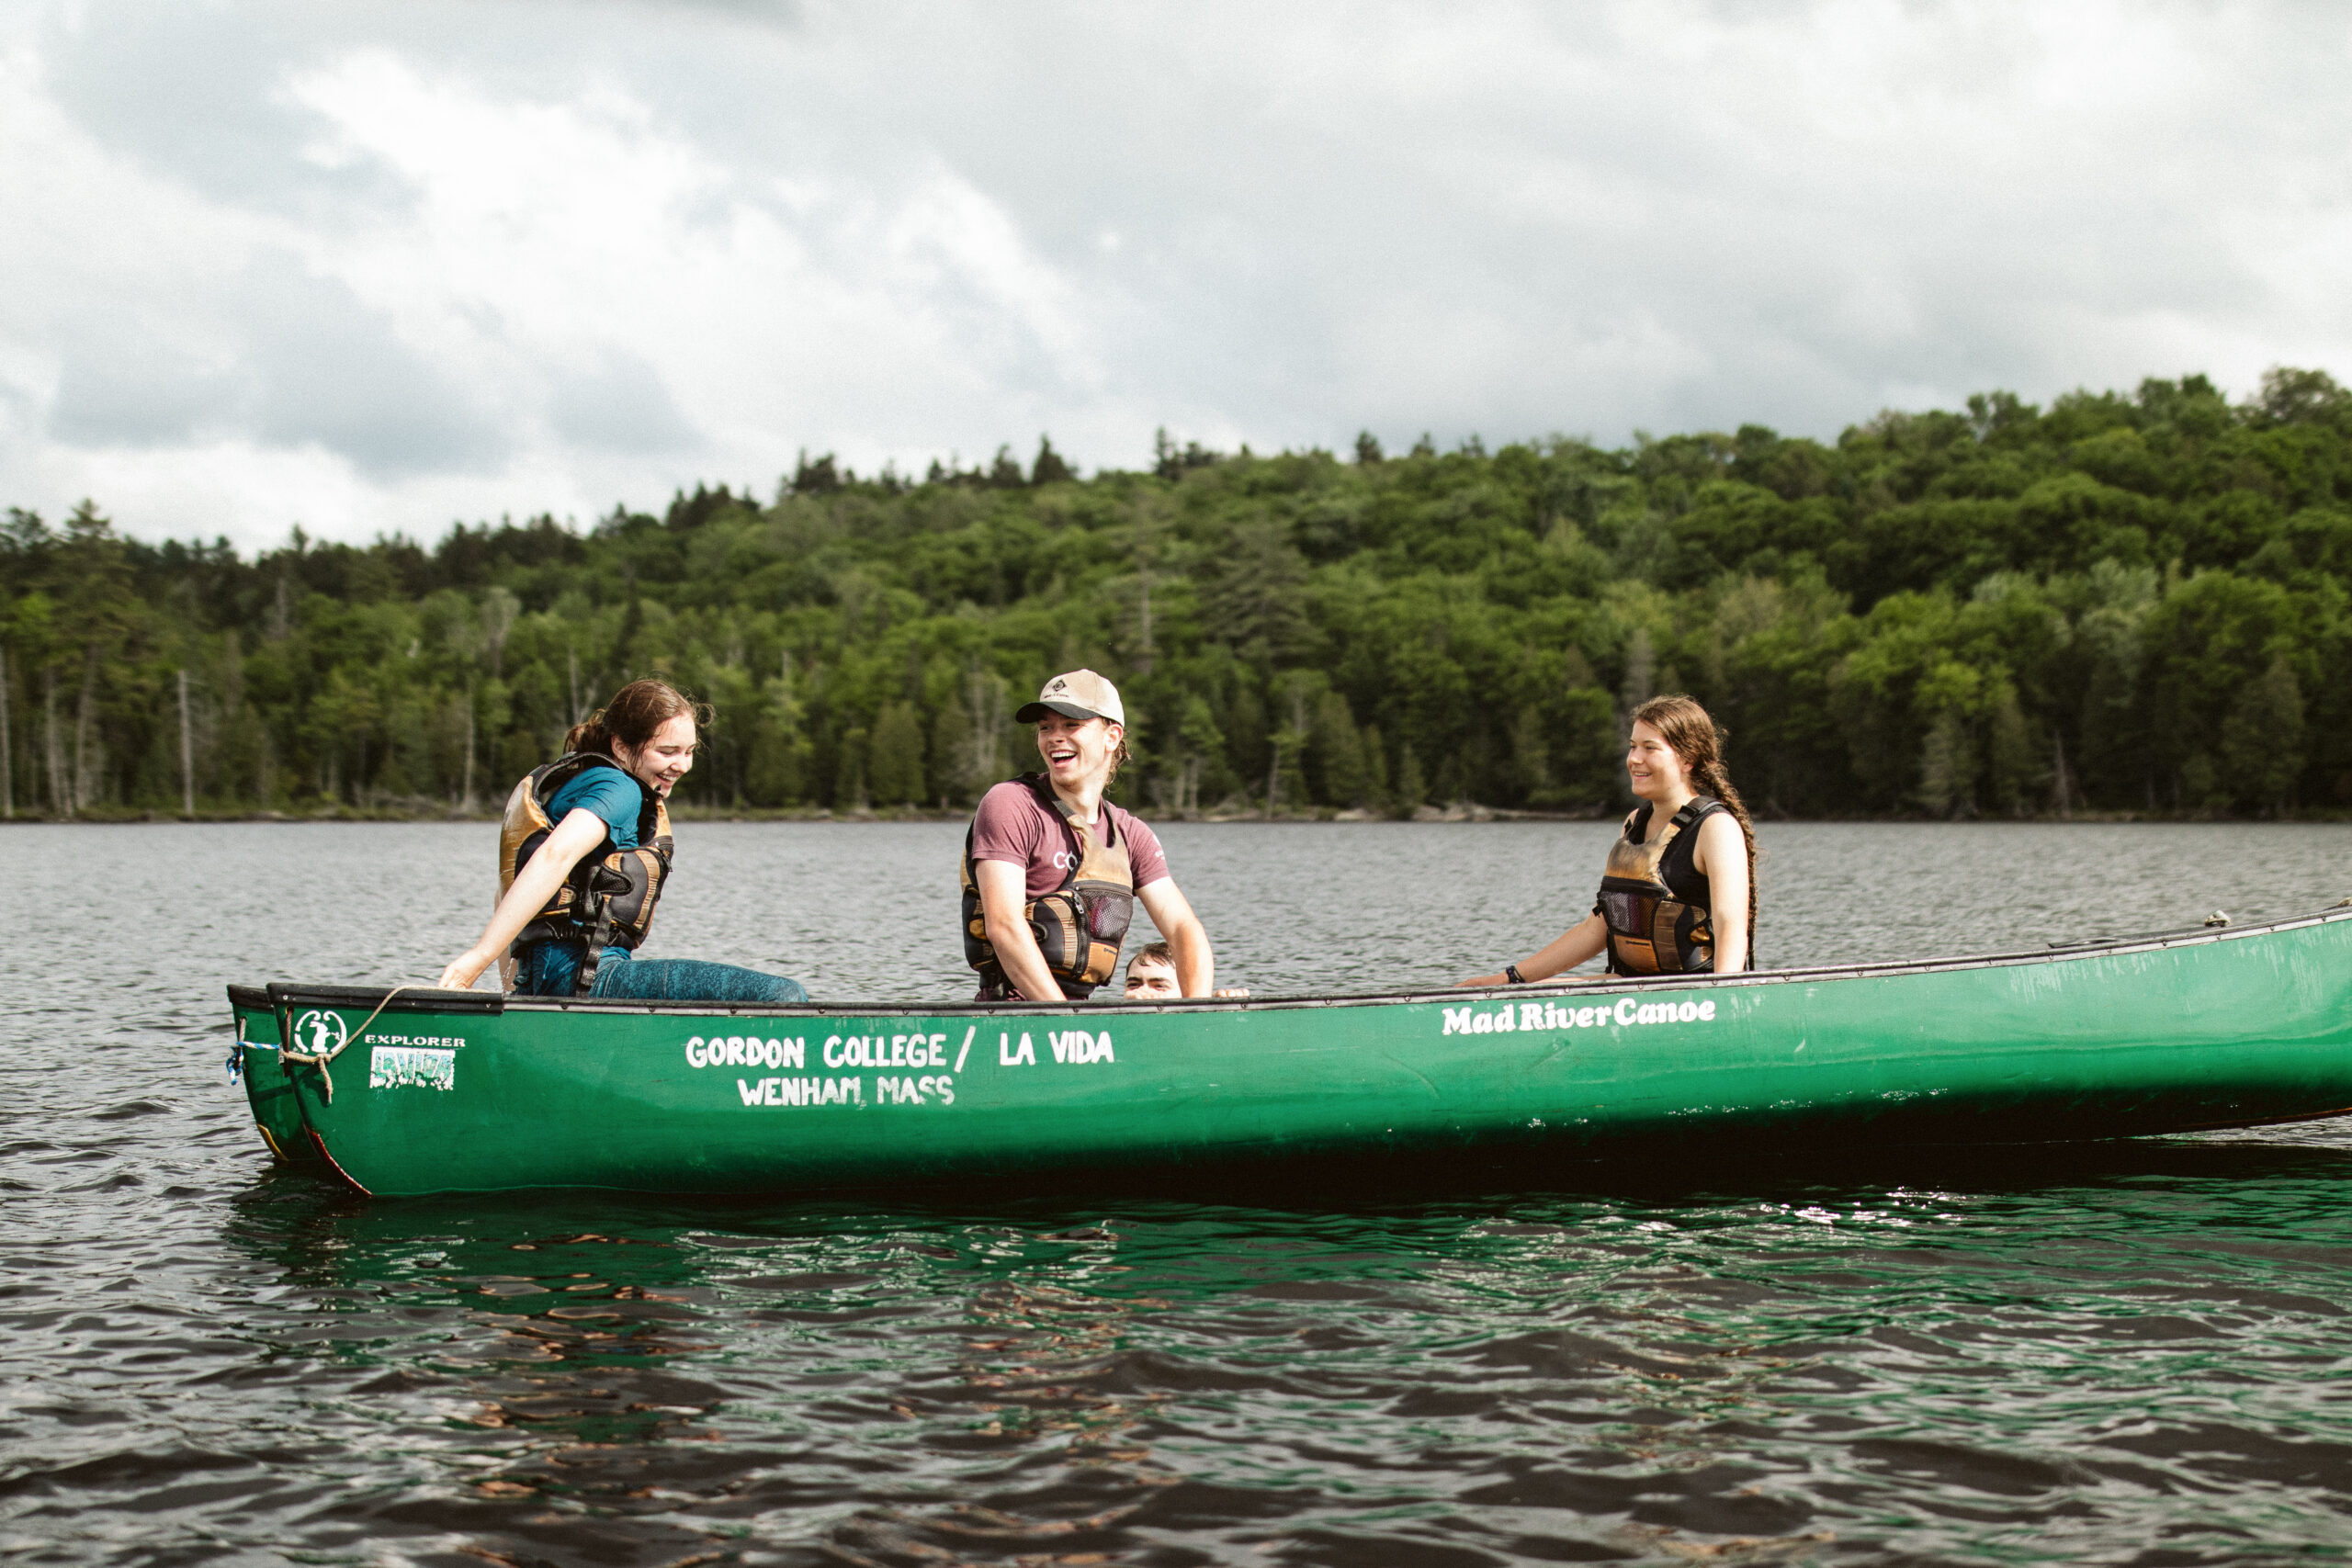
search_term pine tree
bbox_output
[1031,436,1075,486]
[867,704,926,805]
[1393,742,1427,819]
[2220,657,2304,815]
[928,700,974,805]
[1310,690,1368,805]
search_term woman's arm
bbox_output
[1136,880,1215,997]
[436,807,611,989]
[1692,811,1749,973]
[1459,912,1609,987]
[1463,809,1638,987]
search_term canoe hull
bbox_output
[229,986,318,1168]
[236,914,2352,1197]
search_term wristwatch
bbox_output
[1504,964,1527,985]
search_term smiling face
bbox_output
[1035,712,1121,792]
[614,713,698,797]
[1124,955,1179,1000]
[1624,718,1692,805]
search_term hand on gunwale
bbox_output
[436,950,492,991]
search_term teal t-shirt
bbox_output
[516,762,646,995]
[544,766,643,852]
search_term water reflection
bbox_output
[186,1138,2352,1565]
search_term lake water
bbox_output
[8,820,2352,1564]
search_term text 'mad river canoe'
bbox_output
[227,909,2352,1198]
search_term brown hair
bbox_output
[566,678,707,759]
[1128,940,1174,972]
[1630,694,1758,958]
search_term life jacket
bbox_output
[1593,796,1737,976]
[959,773,1135,999]
[499,752,674,993]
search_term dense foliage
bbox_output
[6,370,2349,822]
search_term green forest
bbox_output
[5,367,2349,823]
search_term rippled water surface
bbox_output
[9,820,2352,1565]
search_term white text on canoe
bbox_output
[996,1030,1115,1066]
[683,1033,952,1071]
[730,1074,956,1108]
[1442,998,1716,1035]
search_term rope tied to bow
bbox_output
[278,987,416,1103]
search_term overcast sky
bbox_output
[3,1,2348,549]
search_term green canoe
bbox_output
[227,909,2352,1198]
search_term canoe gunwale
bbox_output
[261,982,504,1015]
[239,908,2352,1021]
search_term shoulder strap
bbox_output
[1667,796,1719,833]
[1623,805,1652,842]
[1058,792,1119,849]
[534,751,629,809]
[633,781,662,851]
[1022,772,1114,852]
[537,753,660,885]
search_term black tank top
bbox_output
[1623,798,1722,907]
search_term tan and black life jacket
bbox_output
[499,752,674,992]
[959,773,1136,999]
[1593,796,1736,976]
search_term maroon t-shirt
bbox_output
[969,781,1170,898]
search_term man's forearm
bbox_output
[984,913,1063,1001]
[1169,919,1214,997]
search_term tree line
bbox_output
[5,368,2349,823]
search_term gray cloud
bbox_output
[239,258,510,478]
[39,245,506,478]
[548,347,698,456]
[39,1,416,221]
[50,342,242,448]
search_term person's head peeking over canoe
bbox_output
[1123,940,1250,1001]
[1124,942,1180,1000]
[435,678,807,1004]
[1462,693,1757,987]
[962,670,1218,1001]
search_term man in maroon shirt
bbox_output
[966,669,1216,1000]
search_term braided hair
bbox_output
[1630,694,1758,964]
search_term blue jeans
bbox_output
[518,944,808,1004]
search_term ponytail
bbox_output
[565,715,614,757]
[1692,756,1759,961]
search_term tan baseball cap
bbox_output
[1016,669,1125,727]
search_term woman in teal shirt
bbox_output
[435,678,807,1003]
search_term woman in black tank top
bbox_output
[1625,797,1714,906]
[1460,694,1758,986]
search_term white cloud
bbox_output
[3,0,2350,547]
